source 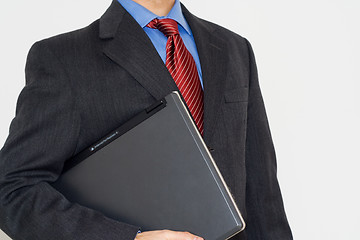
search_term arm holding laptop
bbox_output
[0,40,203,240]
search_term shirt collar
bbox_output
[117,0,192,35]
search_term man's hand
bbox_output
[135,230,204,240]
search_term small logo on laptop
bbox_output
[89,131,119,152]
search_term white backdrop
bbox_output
[0,1,359,239]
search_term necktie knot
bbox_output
[147,18,179,37]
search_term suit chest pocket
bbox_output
[222,88,248,125]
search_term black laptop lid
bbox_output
[53,92,245,240]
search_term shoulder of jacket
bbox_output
[30,19,100,53]
[194,16,247,43]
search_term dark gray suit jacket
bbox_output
[0,1,292,239]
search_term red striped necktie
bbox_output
[147,18,204,135]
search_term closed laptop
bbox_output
[53,91,245,240]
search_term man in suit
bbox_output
[0,0,293,239]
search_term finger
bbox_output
[174,231,204,240]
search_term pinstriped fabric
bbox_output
[147,18,204,135]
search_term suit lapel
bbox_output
[182,6,228,144]
[99,0,178,101]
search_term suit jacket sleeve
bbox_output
[0,41,140,240]
[243,40,293,239]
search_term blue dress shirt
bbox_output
[117,0,203,88]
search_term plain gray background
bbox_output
[1,0,359,239]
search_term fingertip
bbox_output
[193,236,204,240]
